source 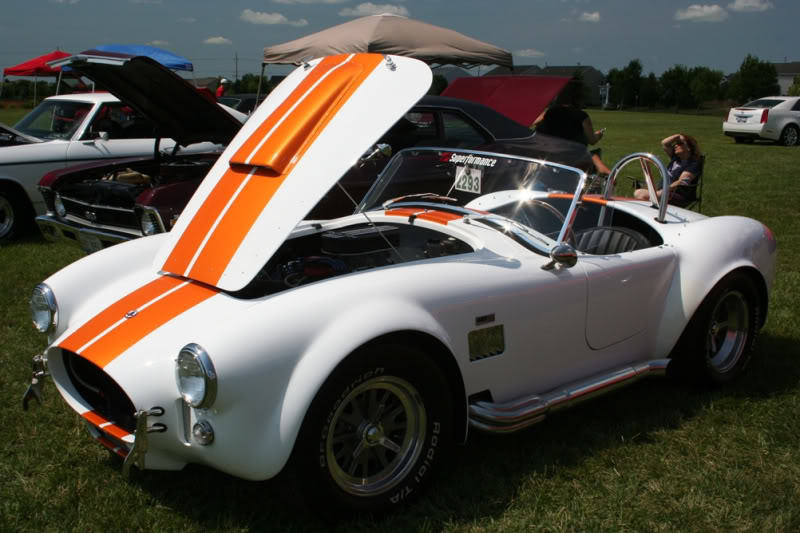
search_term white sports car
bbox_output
[24,54,777,516]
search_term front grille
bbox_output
[63,350,136,433]
[61,198,139,229]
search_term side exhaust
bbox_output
[468,359,671,433]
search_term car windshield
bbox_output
[357,148,585,243]
[14,100,94,140]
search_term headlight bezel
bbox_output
[30,283,58,334]
[175,343,217,409]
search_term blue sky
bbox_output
[1,0,795,81]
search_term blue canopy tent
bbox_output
[55,44,195,89]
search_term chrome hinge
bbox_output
[22,353,49,410]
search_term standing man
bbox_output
[216,78,230,99]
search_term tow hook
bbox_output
[122,407,166,478]
[22,353,49,410]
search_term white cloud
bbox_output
[728,0,773,12]
[273,0,350,4]
[204,36,232,45]
[240,9,308,26]
[338,3,409,17]
[578,11,600,22]
[675,4,729,22]
[515,49,546,58]
[148,40,169,46]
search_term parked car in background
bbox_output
[32,55,246,252]
[217,93,267,115]
[722,96,800,146]
[39,87,591,253]
[0,58,245,243]
[23,54,776,516]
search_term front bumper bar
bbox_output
[36,214,137,252]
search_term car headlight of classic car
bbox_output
[54,194,67,218]
[175,343,217,408]
[30,284,58,333]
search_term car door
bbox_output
[65,102,176,164]
[581,245,677,350]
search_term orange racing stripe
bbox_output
[59,276,218,369]
[163,54,384,286]
[385,208,464,225]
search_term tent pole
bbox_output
[256,63,265,104]
[34,74,37,106]
[56,71,63,95]
[0,76,4,99]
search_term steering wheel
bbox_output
[510,199,576,247]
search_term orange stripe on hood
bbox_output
[162,53,384,287]
[59,275,218,369]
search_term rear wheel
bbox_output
[778,125,799,147]
[671,272,760,385]
[287,344,452,517]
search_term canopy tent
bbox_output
[442,75,570,127]
[1,50,72,102]
[86,44,193,72]
[262,14,512,69]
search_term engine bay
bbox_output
[232,223,474,298]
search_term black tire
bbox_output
[778,125,799,147]
[0,186,31,243]
[287,344,452,517]
[671,272,760,385]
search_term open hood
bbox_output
[49,54,242,147]
[154,54,432,292]
[0,122,44,145]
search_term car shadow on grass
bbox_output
[124,333,799,532]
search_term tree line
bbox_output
[604,54,798,110]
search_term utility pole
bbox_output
[235,52,239,82]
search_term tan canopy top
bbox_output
[262,14,513,69]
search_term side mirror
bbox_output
[359,143,392,164]
[541,242,578,271]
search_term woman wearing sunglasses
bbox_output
[634,133,702,204]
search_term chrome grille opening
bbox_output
[63,350,136,433]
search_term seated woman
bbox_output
[634,133,702,204]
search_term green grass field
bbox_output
[1,111,798,532]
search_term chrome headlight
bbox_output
[140,212,159,236]
[175,343,217,408]
[30,283,58,333]
[54,194,67,217]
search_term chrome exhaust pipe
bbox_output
[468,359,671,434]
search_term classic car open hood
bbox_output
[153,54,432,292]
[0,122,44,145]
[49,54,242,147]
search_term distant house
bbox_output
[483,64,605,106]
[774,62,800,95]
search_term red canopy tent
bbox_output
[442,75,570,127]
[1,50,72,103]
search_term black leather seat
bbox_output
[575,226,651,255]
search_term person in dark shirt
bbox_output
[533,81,611,174]
[634,133,702,203]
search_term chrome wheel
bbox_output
[326,376,426,497]
[780,125,799,146]
[706,289,750,374]
[0,194,14,240]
